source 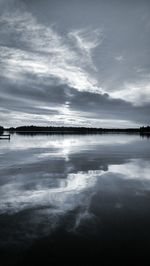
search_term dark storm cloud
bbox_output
[0,0,150,127]
[1,78,149,126]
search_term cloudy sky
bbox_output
[0,0,150,127]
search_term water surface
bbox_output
[0,133,150,264]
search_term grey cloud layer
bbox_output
[0,0,150,127]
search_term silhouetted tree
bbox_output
[0,126,4,135]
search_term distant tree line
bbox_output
[4,125,150,135]
[8,125,103,134]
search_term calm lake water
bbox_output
[0,133,150,265]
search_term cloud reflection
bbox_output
[0,134,150,244]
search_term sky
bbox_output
[0,0,150,128]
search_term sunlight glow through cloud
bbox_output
[110,82,150,106]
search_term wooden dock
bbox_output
[0,134,11,140]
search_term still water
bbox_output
[0,133,150,264]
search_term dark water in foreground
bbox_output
[0,133,150,265]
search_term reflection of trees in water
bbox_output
[140,133,150,139]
